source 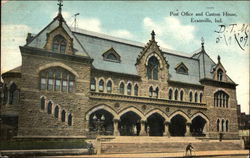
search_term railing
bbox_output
[89,91,207,109]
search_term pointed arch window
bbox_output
[41,97,45,110]
[189,91,193,102]
[214,91,229,108]
[40,67,75,93]
[168,89,173,100]
[221,119,225,132]
[217,69,223,81]
[119,82,125,94]
[90,79,96,91]
[127,83,132,95]
[99,79,104,92]
[194,92,198,103]
[47,101,52,114]
[68,114,72,126]
[147,56,159,80]
[134,84,138,96]
[217,119,220,132]
[200,93,203,103]
[54,106,59,118]
[52,35,67,54]
[149,86,153,97]
[107,80,112,93]
[61,110,66,122]
[180,90,184,101]
[174,89,178,100]
[154,87,159,98]
[226,120,229,132]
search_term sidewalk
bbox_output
[0,149,249,157]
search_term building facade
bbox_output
[0,7,240,140]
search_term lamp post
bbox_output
[93,114,105,135]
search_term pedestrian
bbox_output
[185,143,194,156]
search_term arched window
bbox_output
[154,87,159,98]
[168,89,173,100]
[221,119,225,132]
[147,56,159,80]
[119,82,125,94]
[194,92,198,103]
[54,106,59,118]
[189,91,193,102]
[226,120,229,132]
[68,114,72,126]
[52,35,67,54]
[134,84,138,96]
[180,90,184,101]
[149,86,153,97]
[40,67,75,93]
[127,83,132,95]
[217,69,223,81]
[9,83,18,105]
[99,79,104,92]
[214,91,229,108]
[90,79,96,91]
[61,110,66,122]
[41,97,45,110]
[107,80,112,93]
[200,93,203,103]
[47,101,52,114]
[217,119,220,132]
[174,89,178,100]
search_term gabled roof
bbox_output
[25,15,89,57]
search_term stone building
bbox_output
[0,4,240,140]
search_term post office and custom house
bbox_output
[0,2,242,150]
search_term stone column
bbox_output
[163,121,170,136]
[140,120,147,136]
[185,122,191,136]
[113,119,120,136]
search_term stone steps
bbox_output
[99,137,243,154]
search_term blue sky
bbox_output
[1,1,249,113]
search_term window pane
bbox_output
[60,44,66,54]
[90,79,96,91]
[127,84,131,95]
[62,80,68,92]
[134,85,138,96]
[69,81,74,92]
[55,79,61,91]
[48,79,53,91]
[41,78,46,90]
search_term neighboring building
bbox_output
[0,4,240,140]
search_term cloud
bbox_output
[1,24,33,73]
[143,17,195,42]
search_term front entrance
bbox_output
[89,109,114,135]
[169,114,187,136]
[146,113,164,136]
[191,116,206,136]
[119,111,141,136]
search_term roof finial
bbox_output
[217,55,221,63]
[201,37,204,49]
[151,30,155,40]
[57,0,63,15]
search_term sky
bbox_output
[1,1,249,114]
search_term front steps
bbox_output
[97,136,243,154]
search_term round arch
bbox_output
[86,104,119,120]
[169,110,191,123]
[119,107,146,121]
[37,62,79,78]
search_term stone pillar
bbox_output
[140,120,147,136]
[113,119,120,136]
[163,121,170,136]
[185,122,191,136]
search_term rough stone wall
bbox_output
[18,51,91,136]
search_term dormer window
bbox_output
[175,62,188,75]
[52,35,66,54]
[217,69,223,81]
[103,48,121,62]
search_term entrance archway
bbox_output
[191,116,206,136]
[169,114,187,136]
[146,113,164,136]
[119,111,141,136]
[89,109,114,135]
